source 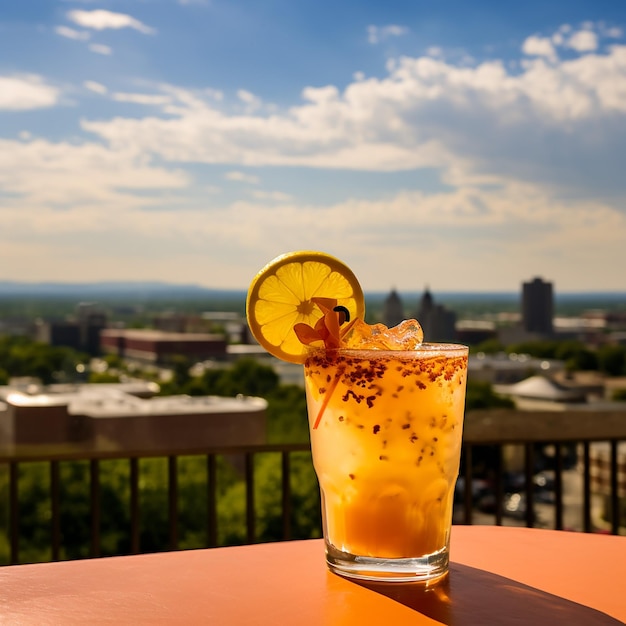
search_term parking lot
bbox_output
[454,467,608,531]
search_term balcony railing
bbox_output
[1,409,624,565]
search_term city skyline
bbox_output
[1,2,626,293]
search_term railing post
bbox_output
[9,461,19,565]
[90,460,101,557]
[245,453,255,544]
[168,456,178,550]
[554,443,564,531]
[281,452,292,541]
[130,457,140,554]
[524,444,535,528]
[207,454,217,548]
[610,440,619,535]
[50,460,61,561]
[494,446,503,527]
[583,443,592,533]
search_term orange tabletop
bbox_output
[0,526,624,625]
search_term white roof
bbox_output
[2,384,267,418]
[505,376,585,401]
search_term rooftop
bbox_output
[2,384,266,418]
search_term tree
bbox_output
[216,452,321,546]
[198,358,280,397]
[554,340,598,372]
[465,380,514,411]
[473,339,505,354]
[171,355,193,388]
[597,345,626,376]
[506,341,559,360]
[0,336,87,384]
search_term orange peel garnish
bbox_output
[294,297,359,429]
[294,297,356,351]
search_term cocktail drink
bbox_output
[304,335,468,581]
[246,251,468,583]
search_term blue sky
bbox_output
[1,1,625,293]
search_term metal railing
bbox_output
[1,409,625,565]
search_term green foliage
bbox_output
[12,463,54,564]
[465,380,515,411]
[265,384,309,444]
[197,358,280,397]
[0,451,319,564]
[159,358,281,399]
[472,338,505,354]
[503,339,626,376]
[215,452,320,546]
[506,340,560,360]
[597,345,626,376]
[612,388,626,401]
[88,371,121,383]
[103,353,124,369]
[0,354,313,564]
[0,335,87,384]
[170,355,193,388]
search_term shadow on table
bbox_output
[353,563,621,626]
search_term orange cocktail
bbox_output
[245,251,468,582]
[304,341,468,581]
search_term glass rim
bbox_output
[306,343,469,358]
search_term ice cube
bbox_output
[377,319,424,350]
[343,319,423,350]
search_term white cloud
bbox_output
[67,10,156,35]
[302,85,338,103]
[237,89,262,112]
[367,24,408,45]
[84,80,107,94]
[249,190,293,202]
[55,25,91,40]
[3,26,626,290]
[80,43,626,187]
[225,171,260,184]
[0,138,188,212]
[0,75,60,110]
[113,92,173,106]
[427,46,444,58]
[567,30,599,52]
[237,90,257,103]
[89,43,112,55]
[604,26,623,39]
[551,33,564,46]
[522,35,557,62]
[204,88,224,101]
[1,159,623,290]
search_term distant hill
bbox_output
[0,280,245,300]
[367,290,626,306]
[0,281,623,313]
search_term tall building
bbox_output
[35,303,107,356]
[100,329,227,364]
[382,288,405,327]
[414,287,457,342]
[522,277,554,336]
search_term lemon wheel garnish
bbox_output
[246,251,365,364]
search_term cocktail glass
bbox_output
[303,342,468,583]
